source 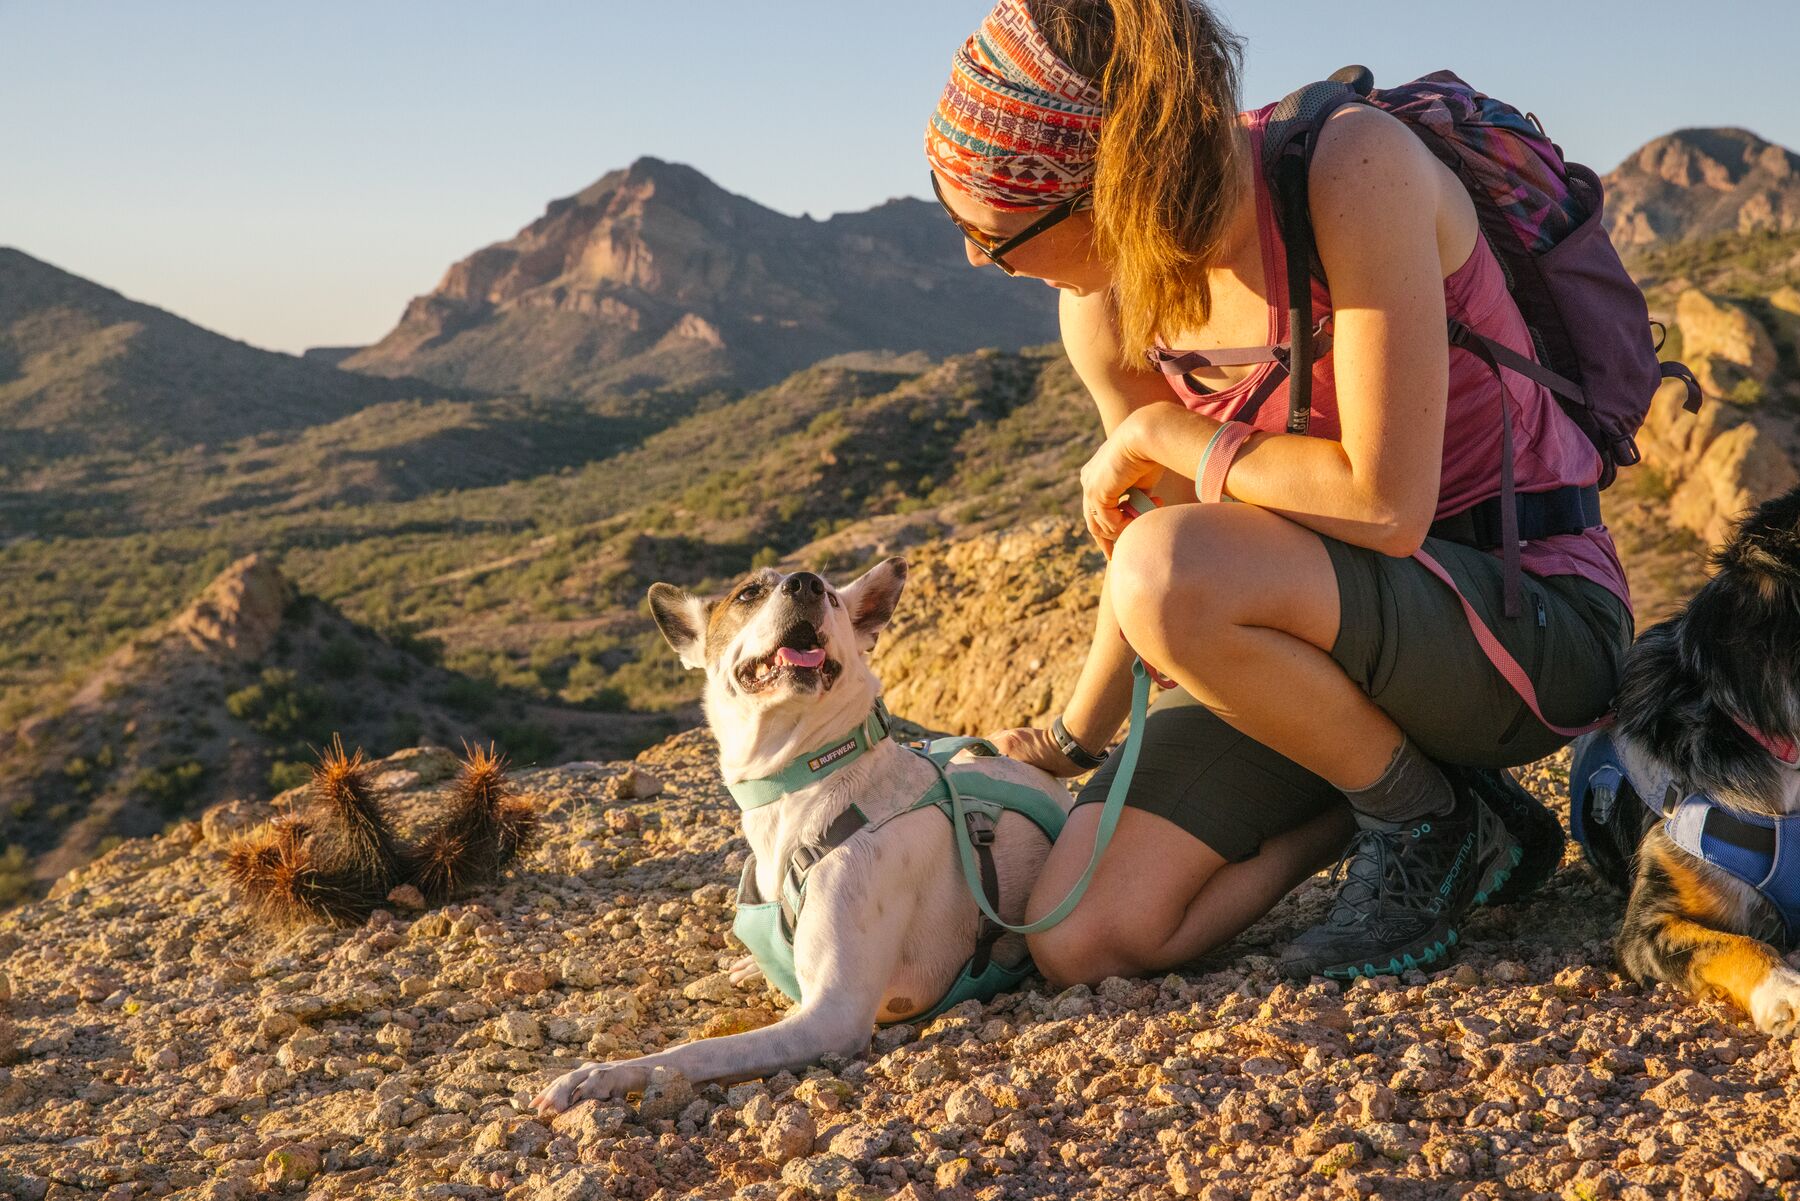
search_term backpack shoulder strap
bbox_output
[1259,68,1372,436]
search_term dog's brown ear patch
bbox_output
[648,583,709,670]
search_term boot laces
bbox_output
[1323,826,1436,928]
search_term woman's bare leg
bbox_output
[1107,501,1401,791]
[1027,802,1354,988]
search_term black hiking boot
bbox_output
[1279,778,1521,980]
[1439,763,1564,906]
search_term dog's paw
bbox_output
[530,1060,652,1116]
[728,955,762,985]
[1748,966,1800,1036]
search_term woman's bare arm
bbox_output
[1098,105,1465,557]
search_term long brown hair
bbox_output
[1027,0,1247,359]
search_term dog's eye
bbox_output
[826,592,840,609]
[736,584,764,605]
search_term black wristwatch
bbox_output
[1051,715,1109,771]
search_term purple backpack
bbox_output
[1155,67,1703,618]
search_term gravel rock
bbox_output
[762,1103,817,1164]
[492,1011,543,1049]
[6,735,1797,1200]
[781,1152,862,1195]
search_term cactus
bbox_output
[407,742,539,904]
[311,736,404,890]
[224,815,386,926]
[225,738,537,927]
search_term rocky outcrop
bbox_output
[1636,376,1800,548]
[168,554,293,661]
[1674,290,1779,398]
[871,520,1102,736]
[1604,128,1800,249]
[3,737,1797,1200]
[343,158,1058,400]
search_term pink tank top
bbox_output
[1161,105,1631,615]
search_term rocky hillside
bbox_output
[2,733,1796,1200]
[0,249,425,466]
[0,556,670,889]
[341,158,1059,399]
[1604,128,1800,250]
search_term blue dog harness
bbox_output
[1570,729,1800,945]
[729,662,1153,1024]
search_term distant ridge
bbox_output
[0,248,425,463]
[1604,128,1800,250]
[342,157,1059,399]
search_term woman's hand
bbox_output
[1080,408,1168,554]
[987,726,1086,778]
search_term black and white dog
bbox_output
[1572,487,1800,1035]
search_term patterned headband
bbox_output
[925,0,1104,211]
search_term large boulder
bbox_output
[1674,289,1779,399]
[1668,422,1800,546]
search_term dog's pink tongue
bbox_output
[776,646,827,669]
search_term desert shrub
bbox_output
[266,760,313,792]
[0,846,32,907]
[438,675,497,716]
[1729,378,1767,405]
[133,760,206,815]
[226,668,333,742]
[492,721,558,765]
[386,712,423,749]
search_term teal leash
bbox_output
[937,658,1153,935]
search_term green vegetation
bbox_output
[132,760,206,816]
[0,347,1100,725]
[1629,228,1800,297]
[0,845,31,906]
[226,668,335,743]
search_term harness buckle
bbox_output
[965,811,997,847]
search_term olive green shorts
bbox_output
[1072,534,1635,862]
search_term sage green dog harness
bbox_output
[727,664,1151,1024]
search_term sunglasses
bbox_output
[930,174,1090,276]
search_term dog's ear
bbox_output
[647,583,709,670]
[839,557,908,652]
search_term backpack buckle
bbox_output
[965,811,997,847]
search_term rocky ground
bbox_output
[1,734,1797,1201]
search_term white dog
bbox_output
[533,558,1071,1113]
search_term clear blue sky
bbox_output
[3,1,1793,354]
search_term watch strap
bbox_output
[1051,715,1109,771]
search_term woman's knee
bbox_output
[1111,508,1224,656]
[1026,902,1176,988]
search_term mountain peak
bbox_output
[343,158,1057,399]
[1604,126,1800,249]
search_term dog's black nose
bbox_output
[781,572,825,598]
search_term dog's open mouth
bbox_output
[736,624,841,694]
